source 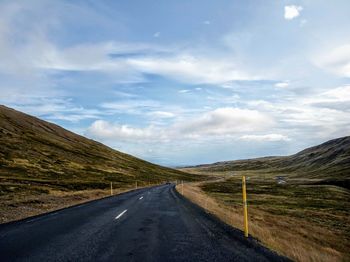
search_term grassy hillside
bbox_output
[183,136,350,187]
[179,137,350,261]
[0,105,200,222]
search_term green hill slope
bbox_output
[0,105,196,192]
[183,136,350,185]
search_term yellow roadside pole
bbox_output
[110,182,113,196]
[242,176,249,237]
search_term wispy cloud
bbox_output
[304,85,350,112]
[314,44,350,77]
[1,0,349,165]
[127,54,258,85]
[100,100,161,115]
[6,97,104,123]
[240,134,291,142]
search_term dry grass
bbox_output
[176,182,347,262]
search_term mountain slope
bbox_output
[182,138,350,260]
[0,105,196,191]
[183,136,350,182]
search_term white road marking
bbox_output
[115,209,127,220]
[139,196,143,200]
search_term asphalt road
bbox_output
[0,184,289,262]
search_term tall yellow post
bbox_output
[242,176,249,237]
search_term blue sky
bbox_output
[1,0,349,166]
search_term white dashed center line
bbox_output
[115,209,127,220]
[139,196,143,200]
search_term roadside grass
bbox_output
[176,176,350,262]
[0,177,162,224]
[0,160,201,224]
[0,155,201,224]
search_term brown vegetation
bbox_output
[177,180,349,262]
[179,136,350,261]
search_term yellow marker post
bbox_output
[110,182,113,196]
[242,176,249,237]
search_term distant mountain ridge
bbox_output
[184,136,350,182]
[0,105,194,191]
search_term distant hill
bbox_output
[183,136,350,186]
[0,105,195,192]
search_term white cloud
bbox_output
[304,85,350,104]
[244,87,350,140]
[3,96,104,123]
[127,55,257,84]
[314,44,350,77]
[149,111,176,118]
[320,85,350,102]
[284,5,303,20]
[0,1,258,87]
[275,81,289,88]
[1,0,349,166]
[86,107,274,142]
[1,32,256,86]
[303,85,350,112]
[239,134,291,142]
[179,89,190,93]
[30,43,258,85]
[175,107,274,137]
[87,120,157,141]
[45,113,99,122]
[100,100,161,114]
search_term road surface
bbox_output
[0,184,289,261]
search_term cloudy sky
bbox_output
[1,0,349,166]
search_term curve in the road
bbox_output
[0,184,290,262]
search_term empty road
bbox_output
[0,184,289,261]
